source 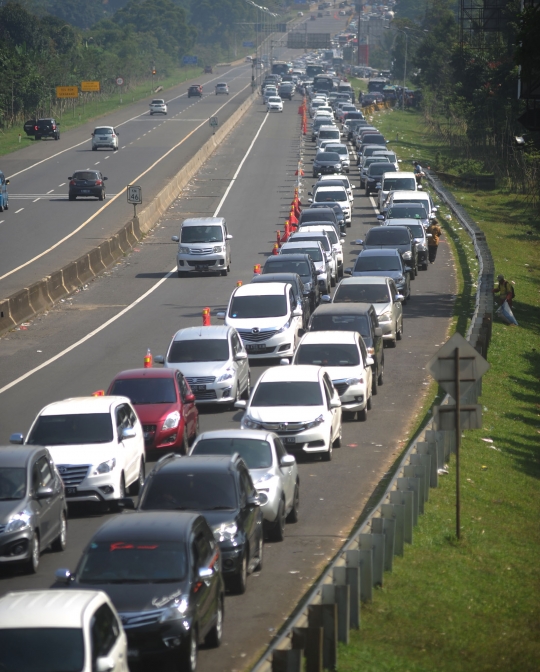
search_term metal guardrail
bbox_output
[250,173,494,672]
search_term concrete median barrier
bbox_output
[76,255,93,285]
[28,281,51,314]
[89,248,105,276]
[8,289,33,326]
[62,262,80,294]
[46,271,66,303]
[0,299,15,333]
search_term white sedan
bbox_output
[267,96,284,112]
[235,365,342,461]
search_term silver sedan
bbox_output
[189,429,299,541]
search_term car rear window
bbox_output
[251,381,323,406]
[94,128,112,135]
[72,172,99,181]
[141,471,237,510]
[396,223,424,238]
[291,235,330,251]
[28,414,114,445]
[229,295,287,318]
[334,283,390,304]
[362,135,386,145]
[368,164,396,176]
[314,190,347,202]
[317,152,340,161]
[264,259,311,276]
[387,206,428,219]
[309,313,369,337]
[109,378,177,404]
[296,343,360,367]
[355,255,401,272]
[366,228,410,245]
[382,177,416,191]
[168,339,229,362]
[318,130,340,139]
[192,438,272,469]
[281,246,323,262]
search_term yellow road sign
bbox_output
[56,86,79,98]
[81,81,100,92]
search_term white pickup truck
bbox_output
[149,98,167,115]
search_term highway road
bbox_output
[0,15,457,672]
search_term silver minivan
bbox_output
[172,217,232,277]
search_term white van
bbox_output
[377,171,417,210]
[382,190,437,218]
[172,217,232,277]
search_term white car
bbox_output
[291,331,373,419]
[315,173,355,203]
[382,190,437,218]
[309,184,351,224]
[289,229,337,287]
[280,240,331,294]
[333,276,404,346]
[91,126,119,151]
[297,223,344,278]
[235,365,342,461]
[12,396,146,504]
[149,98,167,115]
[0,590,128,672]
[217,282,304,360]
[324,142,351,172]
[267,96,284,112]
[377,171,418,211]
[263,86,278,103]
[316,125,341,148]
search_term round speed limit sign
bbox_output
[116,77,124,86]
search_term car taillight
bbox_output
[52,125,56,129]
[34,126,38,131]
[69,180,76,186]
[111,134,116,137]
[95,180,103,186]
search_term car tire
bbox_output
[129,458,145,495]
[357,407,367,421]
[286,483,300,523]
[242,374,251,400]
[333,424,342,447]
[367,393,372,410]
[204,599,224,648]
[221,268,228,277]
[51,513,67,552]
[397,322,403,340]
[25,531,40,574]
[178,627,198,672]
[35,135,41,140]
[322,442,333,461]
[372,369,378,395]
[268,499,286,542]
[92,146,97,151]
[190,416,200,445]
[178,270,187,278]
[331,275,336,287]
[229,552,248,594]
[254,535,263,571]
[69,194,76,201]
[98,191,104,201]
[378,358,384,386]
[0,204,3,213]
[389,337,397,348]
[178,428,189,455]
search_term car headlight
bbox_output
[159,596,189,622]
[216,369,234,383]
[276,319,292,334]
[378,311,392,322]
[396,275,405,284]
[243,415,263,430]
[306,414,324,429]
[94,458,116,475]
[255,472,275,486]
[402,251,412,261]
[303,281,312,291]
[213,246,223,253]
[213,522,238,542]
[162,411,180,430]
[335,164,341,169]
[346,377,362,386]
[5,511,32,534]
[179,246,190,254]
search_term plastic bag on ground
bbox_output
[495,300,518,326]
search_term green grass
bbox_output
[337,108,540,672]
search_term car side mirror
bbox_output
[246,494,261,507]
[5,179,9,185]
[216,312,226,320]
[377,215,384,221]
[234,351,248,361]
[426,233,433,238]
[68,176,72,180]
[344,267,352,275]
[154,355,165,364]
[308,198,313,203]
[9,433,24,445]
[374,327,383,337]
[96,657,115,672]
[366,356,374,367]
[121,427,136,440]
[280,454,296,467]
[354,239,363,245]
[339,239,345,244]
[91,133,94,136]
[280,358,290,366]
[35,486,54,499]
[171,236,179,242]
[351,185,356,188]
[417,185,423,190]
[395,294,405,302]
[308,191,313,196]
[321,294,331,303]
[234,400,247,410]
[226,234,233,240]
[330,398,341,409]
[292,306,303,317]
[199,566,215,579]
[185,393,195,403]
[55,568,73,584]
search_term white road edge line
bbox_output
[15,208,24,214]
[0,104,269,396]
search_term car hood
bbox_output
[133,402,179,424]
[314,159,341,166]
[352,269,403,281]
[225,315,289,330]
[0,499,29,523]
[246,406,325,424]
[46,444,118,466]
[370,301,393,316]
[166,361,231,379]
[364,243,410,255]
[323,365,362,381]
[68,580,189,613]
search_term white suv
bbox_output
[310,185,351,224]
[149,98,167,115]
[217,282,303,360]
[172,217,232,277]
[11,396,146,504]
[297,223,345,279]
[0,590,128,672]
[91,126,119,151]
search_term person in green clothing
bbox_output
[493,274,514,308]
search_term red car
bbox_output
[106,368,199,455]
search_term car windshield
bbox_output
[141,472,237,511]
[72,172,98,181]
[264,259,311,276]
[309,313,370,337]
[316,152,340,161]
[362,136,386,145]
[375,153,397,162]
[78,540,188,584]
[366,229,410,245]
[364,158,390,167]
[281,246,323,262]
[0,468,26,500]
[192,438,272,469]
[326,146,347,156]
[168,339,229,362]
[300,210,334,222]
[296,344,360,367]
[393,198,429,210]
[269,97,281,102]
[292,236,329,251]
[151,99,164,104]
[368,164,396,176]
[382,177,416,191]
[315,190,347,202]
[27,414,113,445]
[251,381,323,406]
[181,225,223,243]
[318,131,339,139]
[355,255,401,272]
[334,284,390,304]
[0,628,84,672]
[109,378,177,404]
[94,128,112,134]
[229,294,287,318]
[387,206,428,219]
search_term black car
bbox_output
[252,272,311,327]
[137,454,263,595]
[262,253,320,313]
[312,151,342,178]
[188,84,203,97]
[348,248,411,300]
[68,170,108,201]
[54,511,224,671]
[364,162,396,196]
[34,118,60,140]
[299,206,342,236]
[278,83,294,100]
[362,225,418,278]
[307,303,384,393]
[308,202,346,235]
[344,119,369,140]
[0,445,67,574]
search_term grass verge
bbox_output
[337,108,540,672]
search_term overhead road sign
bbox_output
[56,86,78,99]
[81,81,100,92]
[287,32,332,49]
[183,55,198,65]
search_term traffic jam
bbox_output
[0,52,442,672]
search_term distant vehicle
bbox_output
[204,65,213,73]
[267,96,284,112]
[272,61,290,77]
[91,126,119,151]
[149,98,167,115]
[313,74,335,93]
[171,216,233,277]
[0,171,9,212]
[368,78,388,93]
[215,82,229,95]
[188,84,203,97]
[67,170,108,201]
[33,118,60,141]
[306,64,325,78]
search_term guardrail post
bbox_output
[397,477,420,526]
[425,429,448,464]
[381,501,404,557]
[410,454,431,502]
[390,489,413,546]
[359,533,385,587]
[416,440,438,488]
[403,465,426,514]
[371,516,395,572]
[358,548,373,602]
[272,648,302,672]
[336,562,360,629]
[323,582,350,644]
[308,603,337,671]
[292,627,323,672]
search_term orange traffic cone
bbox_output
[282,221,290,242]
[92,390,105,396]
[143,348,153,368]
[253,264,261,275]
[289,210,298,228]
[236,280,243,287]
[276,230,281,247]
[202,307,211,326]
[272,243,279,255]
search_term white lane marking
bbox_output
[369,195,379,212]
[94,162,100,165]
[0,220,4,224]
[0,104,270,397]
[15,208,24,213]
[0,83,251,283]
[122,146,126,149]
[33,199,40,203]
[47,189,54,194]
[104,156,109,160]
[59,183,66,187]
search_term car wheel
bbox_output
[177,270,187,278]
[372,369,378,395]
[242,374,251,400]
[229,552,248,594]
[69,194,75,201]
[51,513,67,552]
[389,337,397,348]
[190,416,200,444]
[254,535,263,571]
[98,191,104,201]
[177,428,189,455]
[221,267,228,277]
[0,204,3,213]
[322,441,333,461]
[286,483,300,523]
[268,499,286,542]
[397,321,403,340]
[338,265,344,279]
[367,393,372,411]
[333,424,342,447]
[25,531,40,574]
[204,599,224,648]
[92,146,97,151]
[378,358,384,386]
[178,627,198,672]
[35,135,41,140]
[357,407,367,421]
[129,458,145,495]
[331,274,336,287]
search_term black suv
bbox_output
[68,170,108,201]
[262,253,320,313]
[54,511,224,671]
[188,84,203,98]
[137,454,263,594]
[364,162,396,195]
[362,225,418,278]
[307,302,384,394]
[34,118,60,140]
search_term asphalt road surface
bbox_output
[0,17,457,672]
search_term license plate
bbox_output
[246,344,266,351]
[81,189,90,194]
[191,385,207,391]
[284,437,296,444]
[66,487,77,496]
[196,265,209,271]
